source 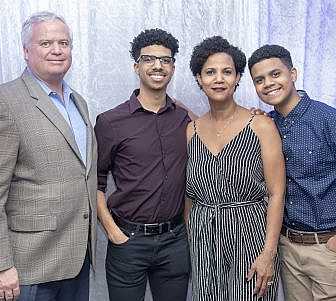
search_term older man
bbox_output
[0,11,97,301]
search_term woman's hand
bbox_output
[247,249,275,298]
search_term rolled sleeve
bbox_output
[94,113,117,193]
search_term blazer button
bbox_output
[83,213,89,219]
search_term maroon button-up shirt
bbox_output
[95,89,190,223]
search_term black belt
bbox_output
[112,213,184,236]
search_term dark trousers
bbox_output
[18,251,90,301]
[105,223,191,301]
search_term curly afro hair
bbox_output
[190,36,246,82]
[130,28,179,61]
[248,44,293,71]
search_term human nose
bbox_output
[214,72,224,82]
[50,42,62,53]
[264,76,275,87]
[152,57,163,68]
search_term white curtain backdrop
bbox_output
[1,1,335,300]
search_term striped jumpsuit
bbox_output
[186,118,279,301]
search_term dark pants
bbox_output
[106,223,191,301]
[18,251,90,301]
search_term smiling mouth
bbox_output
[265,88,281,96]
[149,74,166,81]
[48,60,65,63]
[212,87,226,92]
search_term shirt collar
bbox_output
[272,90,311,123]
[28,68,73,101]
[129,89,175,114]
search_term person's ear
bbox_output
[290,67,298,82]
[196,74,203,88]
[134,63,139,75]
[23,47,29,61]
[235,73,241,86]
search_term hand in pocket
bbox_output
[108,227,130,245]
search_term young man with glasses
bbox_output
[94,29,191,301]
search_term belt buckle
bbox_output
[166,221,171,232]
[144,223,159,236]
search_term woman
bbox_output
[185,36,285,301]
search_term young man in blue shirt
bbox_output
[248,44,336,300]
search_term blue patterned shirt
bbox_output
[270,90,336,231]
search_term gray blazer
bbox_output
[0,70,97,285]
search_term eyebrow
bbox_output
[253,75,263,82]
[253,68,281,79]
[205,66,234,70]
[269,68,281,73]
[38,38,70,42]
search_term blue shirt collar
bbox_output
[28,68,73,106]
[272,90,311,124]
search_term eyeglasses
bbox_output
[137,55,175,65]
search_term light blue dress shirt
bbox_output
[31,71,87,165]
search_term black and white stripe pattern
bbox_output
[186,119,279,301]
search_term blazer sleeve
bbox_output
[0,100,19,271]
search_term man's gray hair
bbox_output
[21,11,73,48]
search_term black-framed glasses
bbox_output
[137,55,175,65]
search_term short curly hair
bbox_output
[248,44,293,71]
[130,28,179,61]
[189,36,246,81]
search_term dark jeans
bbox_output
[18,251,90,301]
[106,223,191,301]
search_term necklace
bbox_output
[210,105,237,137]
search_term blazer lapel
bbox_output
[21,71,84,165]
[72,92,93,176]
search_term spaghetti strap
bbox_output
[247,114,255,126]
[193,120,197,134]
